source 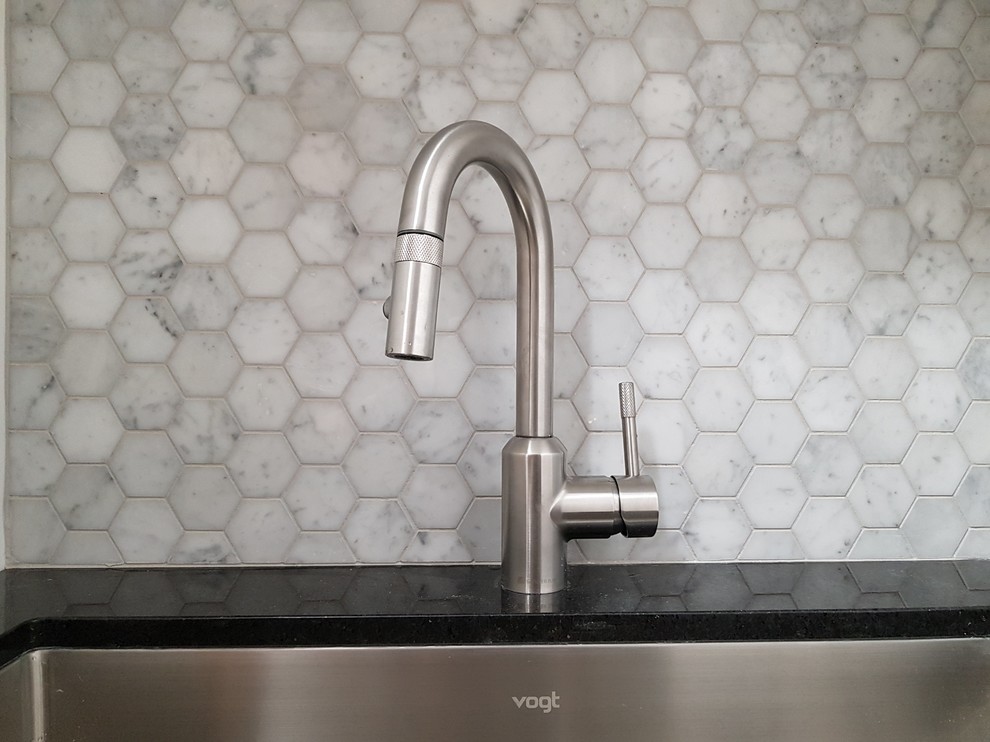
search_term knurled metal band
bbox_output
[619,382,636,418]
[394,232,444,267]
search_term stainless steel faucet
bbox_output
[385,121,659,594]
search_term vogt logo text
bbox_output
[511,692,561,714]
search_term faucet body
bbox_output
[386,121,658,594]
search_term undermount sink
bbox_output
[3,639,990,741]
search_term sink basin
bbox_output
[2,639,990,741]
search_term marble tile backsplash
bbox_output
[6,0,990,566]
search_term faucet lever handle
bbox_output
[618,382,641,478]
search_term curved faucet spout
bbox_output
[385,121,554,439]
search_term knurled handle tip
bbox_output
[619,382,636,418]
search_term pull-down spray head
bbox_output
[385,232,444,361]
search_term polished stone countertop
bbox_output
[3,562,990,667]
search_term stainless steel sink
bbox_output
[3,639,990,741]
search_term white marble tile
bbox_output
[109,498,183,563]
[519,4,590,69]
[575,0,643,37]
[171,62,245,128]
[458,367,516,430]
[285,334,357,398]
[795,369,864,433]
[401,466,474,530]
[227,367,300,431]
[9,95,66,160]
[167,399,241,464]
[114,29,185,93]
[743,76,810,140]
[684,432,755,498]
[632,139,701,204]
[850,273,919,335]
[110,163,184,229]
[576,39,645,104]
[905,305,971,367]
[634,400,698,465]
[744,12,811,76]
[684,368,755,432]
[404,69,477,135]
[168,466,241,530]
[854,15,920,80]
[520,71,589,135]
[53,0,126,59]
[792,497,861,558]
[171,0,244,61]
[342,499,414,563]
[849,401,917,463]
[689,0,756,42]
[739,336,808,400]
[11,162,67,228]
[109,366,183,431]
[9,26,68,93]
[739,466,807,528]
[285,533,354,564]
[691,108,755,171]
[688,44,757,106]
[225,499,298,562]
[342,366,414,433]
[50,331,123,396]
[53,532,123,566]
[901,498,968,557]
[853,80,920,143]
[50,464,124,529]
[744,141,812,204]
[228,233,299,298]
[226,433,298,497]
[908,49,975,111]
[231,102,302,165]
[904,369,970,432]
[343,434,415,498]
[402,401,473,464]
[903,433,969,496]
[905,242,972,303]
[852,144,918,207]
[457,496,500,561]
[168,265,241,331]
[684,303,754,366]
[457,432,511,496]
[738,401,809,464]
[288,0,359,63]
[850,337,918,400]
[171,131,244,196]
[687,174,755,236]
[286,400,356,465]
[169,532,239,564]
[742,208,808,270]
[111,96,185,161]
[682,498,751,560]
[51,196,124,262]
[957,468,990,527]
[797,240,864,302]
[9,297,64,363]
[8,365,64,431]
[958,338,990,398]
[51,265,124,330]
[53,62,125,127]
[285,467,354,529]
[573,302,643,365]
[910,0,975,48]
[227,300,300,364]
[961,147,990,208]
[7,498,65,563]
[109,432,182,498]
[794,434,863,496]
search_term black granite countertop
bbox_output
[3,562,990,668]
